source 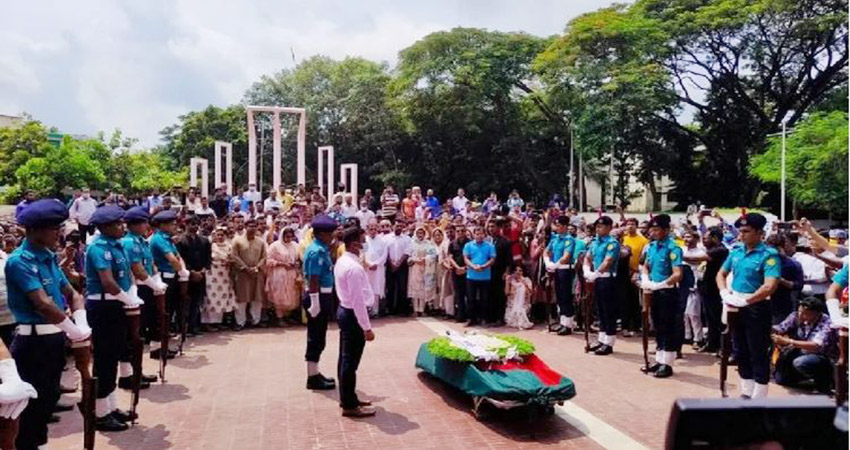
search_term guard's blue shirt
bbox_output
[85,235,132,294]
[463,240,497,281]
[121,231,154,275]
[645,236,684,282]
[547,233,576,264]
[721,242,781,294]
[572,239,586,264]
[5,239,69,324]
[589,235,620,275]
[150,230,178,274]
[833,264,848,288]
[303,240,334,288]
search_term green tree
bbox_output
[15,136,106,197]
[750,110,848,216]
[0,120,54,185]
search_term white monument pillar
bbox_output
[189,157,209,198]
[246,106,307,192]
[214,141,233,196]
[317,146,334,202]
[340,163,358,206]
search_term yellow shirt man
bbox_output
[622,232,649,272]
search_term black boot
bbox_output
[594,344,613,355]
[95,414,129,432]
[306,374,335,390]
[640,363,661,374]
[118,376,151,390]
[111,409,138,423]
[654,364,674,378]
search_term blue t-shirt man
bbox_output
[463,238,496,281]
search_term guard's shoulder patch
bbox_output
[766,257,777,266]
[670,252,677,260]
[607,244,614,251]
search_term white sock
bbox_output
[307,361,319,377]
[119,362,133,378]
[739,379,755,397]
[108,390,119,412]
[666,351,676,366]
[752,382,769,399]
[607,335,616,347]
[95,397,111,418]
[38,445,50,450]
[565,316,574,328]
[560,316,568,327]
[655,351,663,364]
[597,332,604,344]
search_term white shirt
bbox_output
[243,189,262,204]
[195,206,217,218]
[185,198,202,212]
[341,203,358,218]
[386,233,412,266]
[334,252,374,331]
[70,196,98,225]
[364,234,389,268]
[452,195,469,216]
[264,198,282,211]
[793,252,829,295]
[354,208,376,226]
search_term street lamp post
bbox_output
[781,120,786,222]
[569,126,575,209]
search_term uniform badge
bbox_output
[670,253,677,260]
[31,264,38,273]
[607,244,613,251]
[104,251,112,260]
[318,259,324,266]
[766,258,777,266]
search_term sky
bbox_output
[1,0,618,147]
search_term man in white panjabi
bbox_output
[362,220,388,317]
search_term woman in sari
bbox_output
[408,227,438,316]
[203,227,238,330]
[433,228,454,317]
[265,227,301,324]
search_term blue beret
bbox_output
[649,214,671,228]
[594,215,613,227]
[734,213,767,230]
[124,206,150,223]
[17,199,68,228]
[152,209,177,224]
[311,214,338,232]
[90,205,125,226]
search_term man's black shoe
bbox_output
[111,409,138,423]
[54,402,74,413]
[549,325,565,333]
[306,375,335,390]
[557,327,572,336]
[587,342,604,352]
[654,364,673,378]
[95,414,129,432]
[149,348,177,360]
[594,344,613,355]
[319,373,336,384]
[142,373,158,383]
[641,363,661,374]
[697,344,719,353]
[118,376,151,390]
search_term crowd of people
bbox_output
[0,181,847,447]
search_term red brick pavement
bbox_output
[45,317,802,450]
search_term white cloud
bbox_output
[0,0,616,146]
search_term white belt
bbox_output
[320,287,333,294]
[596,273,613,279]
[16,324,62,335]
[86,293,120,300]
[161,272,175,279]
[555,264,574,270]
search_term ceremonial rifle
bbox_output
[156,290,168,382]
[126,306,143,425]
[72,341,96,450]
[835,328,848,405]
[641,290,652,372]
[178,279,189,355]
[0,415,18,450]
[719,305,738,397]
[583,277,593,353]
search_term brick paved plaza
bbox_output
[47,318,802,450]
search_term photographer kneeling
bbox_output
[771,297,835,394]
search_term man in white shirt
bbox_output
[363,220,388,317]
[69,187,98,236]
[334,225,376,417]
[195,196,217,218]
[385,220,412,315]
[792,247,830,296]
[354,200,376,226]
[243,183,262,206]
[341,194,358,219]
[452,188,469,218]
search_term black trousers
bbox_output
[12,331,66,450]
[137,284,157,343]
[651,288,680,351]
[733,300,772,384]
[187,279,205,333]
[452,273,467,320]
[700,287,722,350]
[88,300,128,398]
[594,277,618,336]
[622,280,641,332]
[466,279,490,322]
[0,323,16,348]
[490,272,507,323]
[303,292,333,363]
[674,284,688,351]
[554,269,575,318]
[385,265,409,315]
[337,307,365,409]
[165,276,181,329]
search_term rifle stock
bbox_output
[720,306,739,397]
[156,292,168,383]
[0,417,18,450]
[126,307,143,425]
[641,290,652,372]
[71,342,96,450]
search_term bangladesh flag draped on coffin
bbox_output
[415,332,576,404]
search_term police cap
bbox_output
[17,199,68,228]
[648,214,671,229]
[90,205,126,226]
[311,214,337,232]
[151,209,177,224]
[595,215,614,227]
[734,213,767,230]
[123,206,150,224]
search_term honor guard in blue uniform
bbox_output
[303,215,338,391]
[545,216,577,335]
[716,213,780,398]
[118,206,166,390]
[85,205,145,431]
[639,214,684,378]
[149,210,188,360]
[7,199,91,449]
[583,216,621,356]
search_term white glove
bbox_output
[308,293,321,318]
[0,399,30,419]
[826,298,848,329]
[177,269,190,282]
[72,309,91,338]
[722,290,748,307]
[651,281,670,291]
[0,359,37,408]
[116,290,144,308]
[57,317,90,342]
[543,258,556,273]
[639,275,653,290]
[585,271,600,283]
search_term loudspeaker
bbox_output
[665,397,847,449]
